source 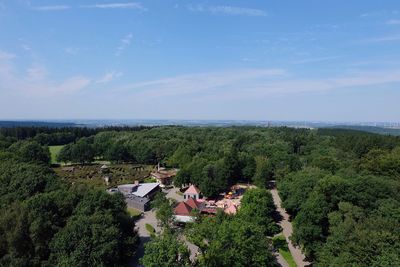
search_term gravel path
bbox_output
[165,187,184,202]
[270,187,310,267]
[129,210,160,267]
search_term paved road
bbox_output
[129,210,160,267]
[270,188,310,267]
[165,187,184,202]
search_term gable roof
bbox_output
[185,197,200,209]
[184,185,200,195]
[174,202,193,216]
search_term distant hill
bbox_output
[0,121,77,128]
[326,125,400,136]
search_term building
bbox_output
[174,197,203,223]
[184,185,201,200]
[174,185,211,223]
[109,182,161,211]
[150,167,177,187]
[224,202,238,215]
[117,182,160,199]
[125,194,151,212]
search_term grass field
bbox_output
[127,207,142,217]
[273,235,296,267]
[145,223,156,237]
[49,145,64,164]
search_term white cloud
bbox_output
[0,50,16,60]
[32,5,70,11]
[27,64,48,81]
[210,6,267,16]
[188,5,267,17]
[292,56,342,64]
[360,10,399,18]
[117,69,285,97]
[21,44,31,51]
[0,59,91,96]
[96,71,123,83]
[363,34,400,43]
[54,77,91,94]
[113,68,400,100]
[80,2,145,10]
[387,19,400,25]
[65,47,80,55]
[116,33,133,56]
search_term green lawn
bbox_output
[279,248,297,267]
[49,145,64,164]
[272,235,296,267]
[145,223,156,237]
[127,207,142,217]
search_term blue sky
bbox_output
[0,0,400,122]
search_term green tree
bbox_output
[141,230,191,267]
[9,140,50,165]
[253,156,273,188]
[237,188,280,236]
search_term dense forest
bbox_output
[1,125,399,266]
[0,134,138,266]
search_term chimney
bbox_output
[157,162,160,172]
[134,180,139,186]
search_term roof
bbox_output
[151,169,177,179]
[132,183,160,198]
[118,183,160,198]
[185,197,200,209]
[184,185,201,195]
[224,203,238,215]
[174,202,193,216]
[151,172,173,180]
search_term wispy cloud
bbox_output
[387,19,400,25]
[27,64,48,81]
[362,34,400,43]
[117,69,285,97]
[29,3,145,11]
[0,50,16,60]
[53,77,91,94]
[31,5,70,11]
[116,33,133,56]
[96,71,123,83]
[188,5,267,17]
[80,2,145,10]
[292,56,342,64]
[360,10,399,18]
[113,68,400,100]
[0,58,91,96]
[65,47,80,55]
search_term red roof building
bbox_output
[174,201,193,216]
[185,197,200,209]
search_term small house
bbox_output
[174,197,202,223]
[184,185,201,200]
[150,168,177,187]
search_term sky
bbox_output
[0,0,400,122]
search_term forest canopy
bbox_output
[1,125,400,266]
